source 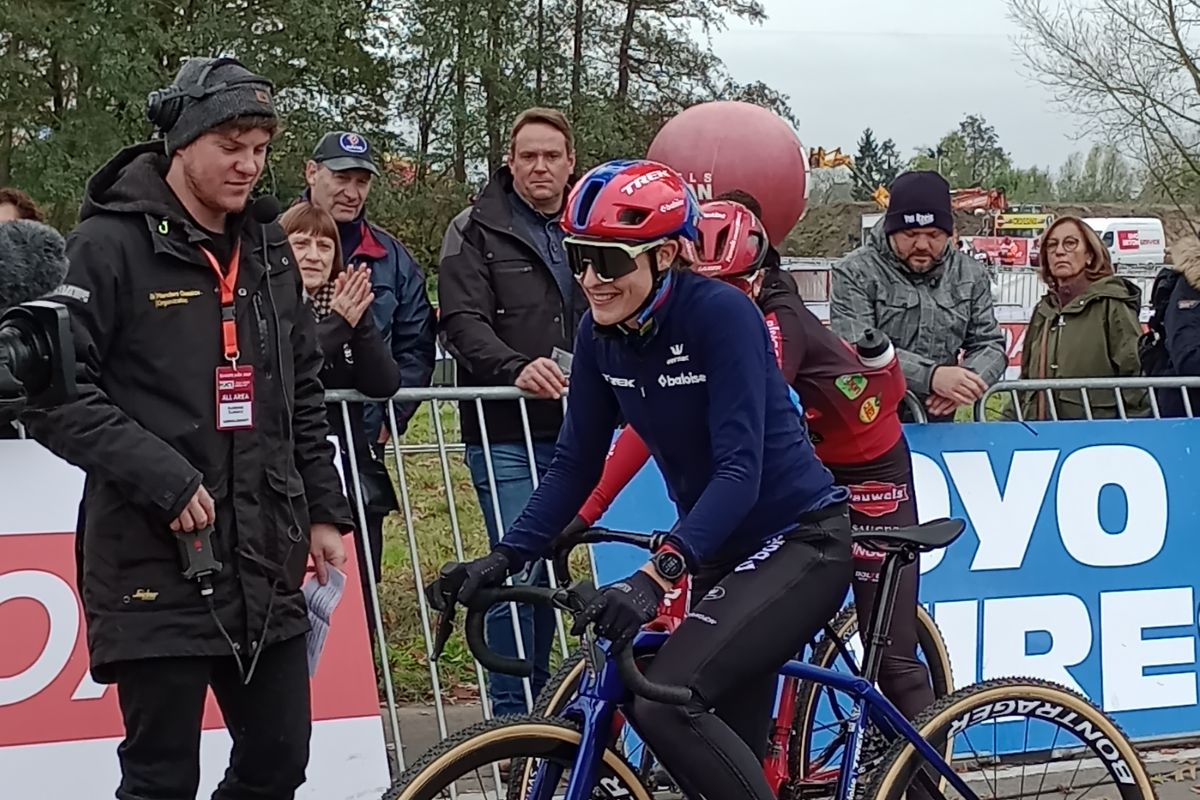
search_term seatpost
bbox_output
[858,546,915,684]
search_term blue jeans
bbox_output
[465,441,558,716]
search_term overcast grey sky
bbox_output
[710,0,1096,172]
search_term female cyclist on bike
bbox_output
[569,199,936,722]
[431,160,852,800]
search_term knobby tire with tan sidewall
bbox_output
[382,716,652,800]
[863,678,1155,800]
[789,604,953,778]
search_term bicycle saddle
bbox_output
[851,518,965,553]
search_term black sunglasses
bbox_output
[564,236,667,283]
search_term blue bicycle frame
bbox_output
[527,630,979,800]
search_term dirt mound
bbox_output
[781,202,1198,258]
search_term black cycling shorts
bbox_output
[627,509,853,800]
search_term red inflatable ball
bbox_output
[646,101,808,247]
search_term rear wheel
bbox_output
[382,716,651,800]
[789,604,953,783]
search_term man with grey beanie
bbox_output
[830,170,1006,421]
[22,56,353,799]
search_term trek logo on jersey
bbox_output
[859,394,882,424]
[835,374,867,400]
[848,481,910,518]
[666,343,689,365]
[658,371,707,388]
[603,373,635,388]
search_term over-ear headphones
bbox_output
[146,56,272,133]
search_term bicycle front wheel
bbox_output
[383,716,651,800]
[864,678,1155,800]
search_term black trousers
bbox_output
[629,511,853,800]
[834,437,936,720]
[112,634,311,800]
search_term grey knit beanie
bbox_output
[163,58,276,157]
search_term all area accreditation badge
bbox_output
[216,365,255,431]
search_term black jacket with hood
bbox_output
[22,142,353,681]
[438,167,588,444]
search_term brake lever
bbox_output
[431,605,456,661]
[427,562,467,662]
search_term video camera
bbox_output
[0,220,78,425]
[0,302,75,422]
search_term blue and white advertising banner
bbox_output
[591,419,1200,742]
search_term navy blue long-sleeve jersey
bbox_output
[500,269,847,569]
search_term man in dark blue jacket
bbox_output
[305,130,436,437]
[434,160,851,800]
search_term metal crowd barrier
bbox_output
[324,386,592,774]
[325,384,926,772]
[974,376,1200,421]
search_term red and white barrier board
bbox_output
[0,440,391,799]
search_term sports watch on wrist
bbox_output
[650,546,687,584]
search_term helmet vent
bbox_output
[617,208,649,226]
[713,227,730,257]
[572,179,605,228]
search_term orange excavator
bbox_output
[807,147,1008,212]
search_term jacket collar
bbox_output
[295,188,389,262]
[473,166,574,232]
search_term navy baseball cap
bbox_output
[312,130,379,175]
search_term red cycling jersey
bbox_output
[576,284,907,525]
[757,284,905,466]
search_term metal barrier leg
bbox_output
[429,399,497,726]
[473,398,536,714]
[339,402,405,774]
[516,397,571,660]
[384,401,454,779]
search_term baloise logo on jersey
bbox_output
[658,371,707,388]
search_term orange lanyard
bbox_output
[199,241,242,365]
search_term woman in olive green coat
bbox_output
[1010,216,1148,420]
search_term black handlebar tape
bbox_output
[462,584,561,677]
[616,645,692,705]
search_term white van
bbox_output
[1081,217,1166,265]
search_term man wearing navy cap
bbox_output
[304,130,436,436]
[830,170,1005,421]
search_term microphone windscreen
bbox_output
[251,196,282,225]
[0,220,69,308]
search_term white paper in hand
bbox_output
[303,566,346,676]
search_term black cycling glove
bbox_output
[427,547,516,610]
[572,570,665,646]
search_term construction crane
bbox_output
[808,147,891,208]
[807,146,1009,213]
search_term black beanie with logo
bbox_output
[883,171,954,236]
[164,58,276,157]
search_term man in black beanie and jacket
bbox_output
[829,170,1006,421]
[23,56,353,799]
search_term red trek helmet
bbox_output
[561,159,701,243]
[690,200,768,279]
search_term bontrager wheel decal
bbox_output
[866,680,1154,800]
